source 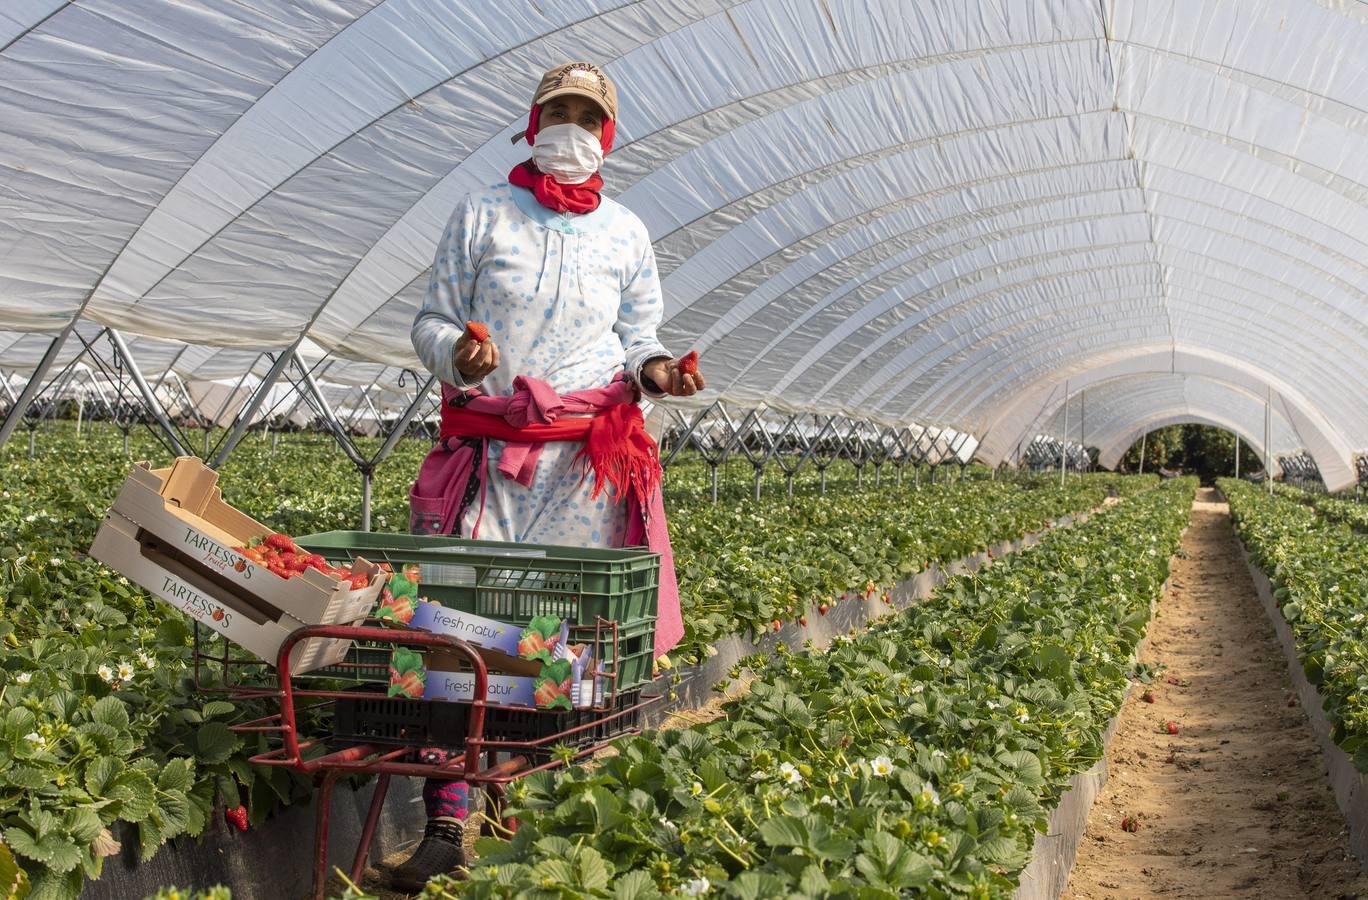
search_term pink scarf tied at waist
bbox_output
[409,375,683,657]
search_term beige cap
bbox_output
[511,62,617,143]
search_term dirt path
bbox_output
[1063,487,1368,900]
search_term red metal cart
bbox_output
[193,622,659,900]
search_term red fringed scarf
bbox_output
[507,104,617,215]
[439,401,660,511]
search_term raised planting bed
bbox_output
[1221,479,1368,869]
[434,479,1193,898]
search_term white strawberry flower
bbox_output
[97,665,115,683]
[15,672,31,685]
[985,700,999,710]
[689,781,704,797]
[117,662,135,681]
[779,762,803,785]
[49,557,61,567]
[680,876,711,896]
[910,683,924,694]
[137,650,157,669]
[921,783,941,806]
[870,756,895,777]
[23,732,43,748]
[845,761,863,777]
[818,794,836,806]
[1015,707,1030,723]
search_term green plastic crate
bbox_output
[295,532,660,691]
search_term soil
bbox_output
[1063,488,1368,900]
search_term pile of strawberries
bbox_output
[232,533,370,590]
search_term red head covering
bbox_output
[507,104,616,214]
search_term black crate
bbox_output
[331,687,646,752]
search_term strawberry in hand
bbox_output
[642,351,706,398]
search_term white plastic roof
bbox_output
[1038,373,1299,470]
[2,1,1367,488]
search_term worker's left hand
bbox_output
[642,356,705,397]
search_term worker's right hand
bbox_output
[453,332,499,383]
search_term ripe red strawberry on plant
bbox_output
[225,805,248,832]
[1141,690,1155,703]
[1121,816,1139,833]
[465,320,490,342]
[1164,721,1180,735]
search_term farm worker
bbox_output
[393,61,701,889]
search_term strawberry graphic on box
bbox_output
[388,647,426,699]
[532,658,574,710]
[374,569,419,624]
[516,616,562,664]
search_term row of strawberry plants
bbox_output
[1271,483,1368,532]
[437,478,1194,899]
[668,472,1149,663]
[0,426,1130,898]
[1220,478,1368,772]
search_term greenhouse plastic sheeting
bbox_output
[1,1,1366,488]
[1037,374,1300,470]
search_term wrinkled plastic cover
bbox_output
[1,1,1365,488]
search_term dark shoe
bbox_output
[389,816,466,892]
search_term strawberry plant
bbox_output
[436,479,1194,897]
[1221,478,1368,772]
[0,422,1148,896]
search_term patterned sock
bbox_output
[422,778,469,820]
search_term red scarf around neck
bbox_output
[507,104,616,215]
[508,161,604,214]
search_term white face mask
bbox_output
[530,122,604,184]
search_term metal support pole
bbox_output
[370,376,438,467]
[361,467,373,532]
[295,359,367,469]
[1266,387,1273,495]
[1234,434,1240,479]
[1059,381,1069,487]
[211,346,300,468]
[0,325,72,453]
[108,329,190,456]
[1138,432,1147,475]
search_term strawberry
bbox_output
[1164,721,1179,735]
[677,350,699,376]
[225,804,248,832]
[348,573,370,591]
[264,533,297,553]
[518,632,546,658]
[1120,816,1139,833]
[233,559,246,573]
[211,609,225,622]
[465,320,490,343]
[799,615,808,627]
[1141,690,1155,704]
[533,679,562,707]
[818,603,829,616]
[771,620,781,632]
[389,669,424,699]
[302,554,327,570]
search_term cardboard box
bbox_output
[90,458,384,673]
[388,633,599,711]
